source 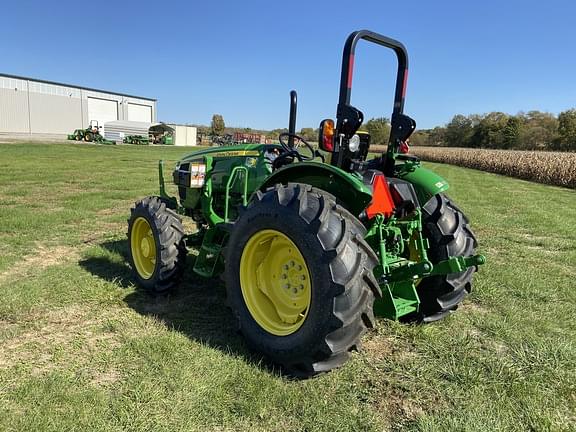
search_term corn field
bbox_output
[406,147,576,189]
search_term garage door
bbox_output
[128,103,153,122]
[87,97,118,127]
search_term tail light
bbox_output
[318,119,335,152]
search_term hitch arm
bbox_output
[430,254,486,276]
[385,254,485,284]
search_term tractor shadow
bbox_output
[79,239,281,376]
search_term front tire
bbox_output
[225,183,381,377]
[127,196,187,293]
[417,193,478,322]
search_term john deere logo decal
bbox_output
[213,150,260,157]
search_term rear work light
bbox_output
[190,163,206,188]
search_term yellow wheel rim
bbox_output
[240,229,311,336]
[130,217,157,279]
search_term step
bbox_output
[393,297,419,317]
[199,244,222,255]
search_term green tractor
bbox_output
[156,134,174,145]
[127,30,484,377]
[123,135,150,145]
[68,120,115,144]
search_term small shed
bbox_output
[167,124,197,146]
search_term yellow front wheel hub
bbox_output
[240,229,312,336]
[130,217,157,279]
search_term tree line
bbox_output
[411,109,576,151]
[203,110,576,151]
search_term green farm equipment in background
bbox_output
[156,134,173,145]
[122,132,174,146]
[126,30,485,377]
[68,120,115,144]
[123,135,150,145]
[211,134,234,146]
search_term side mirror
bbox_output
[318,119,335,152]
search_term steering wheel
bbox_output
[278,133,316,160]
[274,133,325,170]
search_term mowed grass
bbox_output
[0,142,575,431]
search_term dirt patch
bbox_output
[363,334,395,361]
[0,320,22,340]
[525,245,559,255]
[520,233,549,242]
[95,207,120,217]
[81,222,125,244]
[0,244,80,285]
[0,303,170,385]
[0,305,123,380]
[462,301,489,315]
[0,185,87,209]
[362,328,421,365]
[90,369,121,388]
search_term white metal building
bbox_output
[0,73,156,138]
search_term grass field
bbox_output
[1,142,575,431]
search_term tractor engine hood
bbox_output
[179,144,277,163]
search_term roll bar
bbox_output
[337,30,409,118]
[288,90,297,148]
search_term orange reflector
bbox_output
[366,174,395,219]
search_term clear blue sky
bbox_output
[2,0,575,130]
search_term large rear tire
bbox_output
[127,196,187,293]
[417,193,478,322]
[225,183,381,377]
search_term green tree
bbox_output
[211,114,225,136]
[470,112,509,148]
[365,117,391,145]
[427,127,446,146]
[445,114,474,147]
[409,130,429,146]
[557,109,576,151]
[299,128,316,141]
[502,116,522,149]
[270,128,288,138]
[518,111,558,149]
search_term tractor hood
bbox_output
[179,144,277,162]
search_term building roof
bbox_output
[0,73,156,101]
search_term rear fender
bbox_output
[397,165,449,204]
[259,162,372,215]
